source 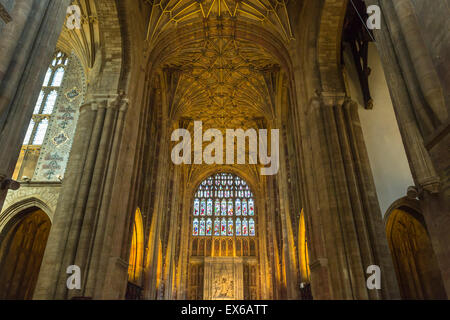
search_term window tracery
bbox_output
[192,173,256,238]
[23,51,68,146]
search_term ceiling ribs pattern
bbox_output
[146,0,294,44]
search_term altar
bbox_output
[203,257,244,300]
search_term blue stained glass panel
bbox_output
[193,198,199,216]
[228,218,233,236]
[249,199,254,216]
[207,199,212,216]
[249,218,255,236]
[206,218,212,236]
[236,218,241,236]
[193,218,199,236]
[221,218,227,236]
[242,218,248,236]
[214,218,220,236]
[200,218,205,236]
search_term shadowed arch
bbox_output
[0,206,52,299]
[0,197,53,235]
[385,199,446,299]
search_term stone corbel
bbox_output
[342,96,359,109]
[90,93,128,111]
[406,176,441,199]
[319,91,347,108]
[419,176,441,195]
[79,101,97,113]
[0,174,20,191]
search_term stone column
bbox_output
[33,95,129,299]
[365,0,450,297]
[301,93,400,299]
[0,0,71,211]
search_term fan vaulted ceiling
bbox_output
[146,0,294,131]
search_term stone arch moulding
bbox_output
[0,197,54,237]
[187,166,262,204]
[384,196,422,226]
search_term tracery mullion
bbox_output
[192,173,256,244]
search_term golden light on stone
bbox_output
[299,209,310,283]
[128,208,145,284]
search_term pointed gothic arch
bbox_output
[385,199,446,299]
[0,207,51,299]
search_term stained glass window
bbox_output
[227,199,233,216]
[200,218,205,236]
[235,199,241,216]
[249,199,254,216]
[221,218,227,236]
[214,218,220,236]
[242,199,248,216]
[221,199,227,216]
[193,199,199,216]
[207,199,213,216]
[192,173,255,237]
[227,218,233,236]
[214,199,220,216]
[249,218,255,236]
[193,218,199,236]
[242,218,248,236]
[22,51,68,146]
[206,218,212,236]
[200,199,206,216]
[236,218,242,236]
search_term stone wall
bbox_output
[343,43,415,215]
[410,0,450,106]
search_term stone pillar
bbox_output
[0,0,71,211]
[365,0,450,297]
[33,95,128,299]
[302,93,400,299]
[276,118,301,299]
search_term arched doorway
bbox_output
[188,172,258,300]
[126,208,144,300]
[386,205,446,299]
[0,208,51,299]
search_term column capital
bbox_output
[419,176,441,195]
[80,95,129,113]
[313,90,347,107]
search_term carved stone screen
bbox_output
[203,257,243,300]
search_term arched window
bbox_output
[23,51,68,146]
[192,173,256,237]
[128,208,144,285]
[299,209,310,283]
[386,206,446,299]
